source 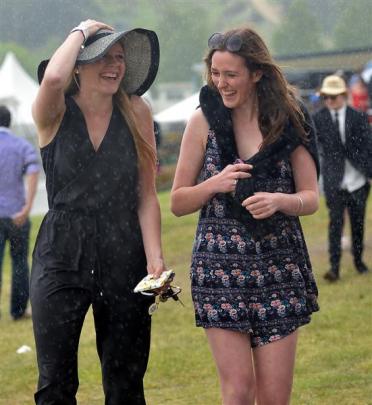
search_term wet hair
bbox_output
[204,27,308,147]
[63,42,155,169]
[0,105,11,127]
[114,88,156,169]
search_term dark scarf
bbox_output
[199,85,320,226]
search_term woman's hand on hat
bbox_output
[242,191,279,219]
[210,163,252,194]
[75,19,114,40]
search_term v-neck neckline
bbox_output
[70,97,114,154]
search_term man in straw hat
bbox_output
[31,19,165,404]
[313,75,372,282]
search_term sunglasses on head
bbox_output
[208,32,243,52]
[322,94,338,100]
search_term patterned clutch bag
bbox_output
[134,270,175,294]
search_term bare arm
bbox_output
[242,145,319,218]
[32,19,113,147]
[171,109,251,216]
[12,172,39,227]
[288,145,319,215]
[132,96,166,278]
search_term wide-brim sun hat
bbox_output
[319,75,347,96]
[37,28,159,96]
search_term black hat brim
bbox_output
[37,28,159,96]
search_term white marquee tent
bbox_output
[155,92,199,124]
[0,52,48,215]
[0,52,38,136]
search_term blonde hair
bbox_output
[114,88,156,169]
[204,27,308,147]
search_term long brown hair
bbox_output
[204,27,308,147]
[65,69,156,169]
[114,88,156,169]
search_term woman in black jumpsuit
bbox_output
[31,20,164,405]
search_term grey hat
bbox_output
[38,28,159,96]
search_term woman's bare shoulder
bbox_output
[186,107,209,132]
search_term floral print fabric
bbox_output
[191,130,319,347]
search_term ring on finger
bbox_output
[233,179,238,186]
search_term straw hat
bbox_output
[319,75,347,96]
[37,28,159,96]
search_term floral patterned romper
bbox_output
[191,129,319,347]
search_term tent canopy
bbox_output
[155,93,199,124]
[0,52,38,131]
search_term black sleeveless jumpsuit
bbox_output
[30,97,152,405]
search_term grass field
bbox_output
[0,191,371,405]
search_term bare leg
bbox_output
[206,328,255,405]
[253,331,298,405]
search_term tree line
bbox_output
[1,0,371,85]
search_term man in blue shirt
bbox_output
[0,105,40,319]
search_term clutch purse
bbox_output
[134,270,175,294]
[134,270,183,315]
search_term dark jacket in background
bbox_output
[313,106,372,199]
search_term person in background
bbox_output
[171,27,319,404]
[153,119,162,172]
[143,98,162,172]
[348,73,370,112]
[313,75,371,282]
[153,119,162,150]
[307,85,322,114]
[31,19,165,404]
[0,105,39,320]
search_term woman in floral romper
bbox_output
[171,27,319,405]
